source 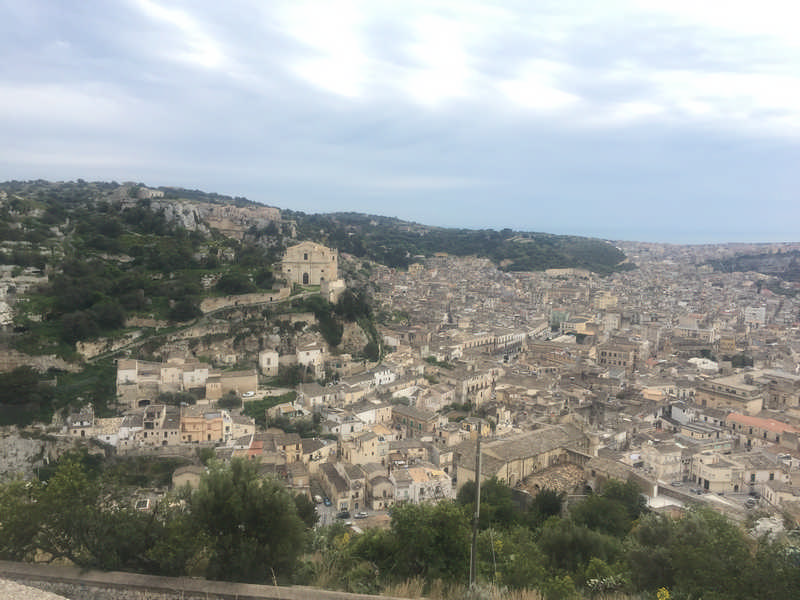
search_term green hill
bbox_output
[287,210,632,273]
[0,179,632,358]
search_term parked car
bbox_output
[336,510,351,520]
[354,511,368,519]
[323,497,331,506]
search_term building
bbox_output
[726,413,800,449]
[281,241,338,286]
[391,463,453,504]
[258,349,279,377]
[180,406,233,443]
[695,373,763,415]
[392,404,444,439]
[744,306,767,328]
[596,339,638,374]
[455,424,589,490]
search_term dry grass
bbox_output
[380,579,640,600]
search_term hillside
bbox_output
[708,250,800,281]
[0,180,288,358]
[0,179,631,362]
[287,210,632,273]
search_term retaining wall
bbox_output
[0,561,408,600]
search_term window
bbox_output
[304,253,308,260]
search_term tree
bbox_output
[34,456,100,565]
[456,477,518,530]
[537,518,623,576]
[601,479,647,521]
[569,494,632,538]
[667,508,751,600]
[216,272,256,294]
[0,479,40,560]
[488,526,546,590]
[526,488,564,528]
[190,459,306,583]
[626,512,675,592]
[363,341,380,362]
[168,298,202,322]
[389,501,470,582]
[217,390,241,409]
[294,493,319,529]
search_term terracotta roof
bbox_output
[726,413,799,434]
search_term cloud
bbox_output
[130,0,226,69]
[1,0,799,242]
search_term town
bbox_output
[52,233,800,533]
[3,183,800,598]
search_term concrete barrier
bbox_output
[0,560,409,600]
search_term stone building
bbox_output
[281,241,338,286]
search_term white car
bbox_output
[242,391,256,398]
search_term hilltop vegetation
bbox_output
[1,180,287,357]
[708,250,800,282]
[288,211,632,273]
[1,180,631,357]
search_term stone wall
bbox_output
[77,331,142,360]
[200,289,291,314]
[0,561,408,600]
[0,348,80,374]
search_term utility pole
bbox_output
[469,423,482,587]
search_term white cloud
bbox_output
[0,83,145,129]
[404,14,475,106]
[131,0,225,69]
[275,0,369,98]
[497,59,580,112]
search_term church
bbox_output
[281,241,339,286]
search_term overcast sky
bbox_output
[2,1,799,243]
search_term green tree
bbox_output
[168,298,202,322]
[34,456,100,565]
[389,501,470,582]
[491,526,546,590]
[626,512,675,592]
[456,477,518,530]
[601,479,647,521]
[569,494,632,538]
[0,479,40,560]
[742,538,800,600]
[363,341,380,362]
[667,508,751,600]
[294,493,320,529]
[526,488,564,528]
[217,390,241,409]
[537,518,623,576]
[145,498,206,577]
[190,459,306,583]
[216,272,256,294]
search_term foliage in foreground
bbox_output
[1,457,798,599]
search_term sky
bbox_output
[1,0,799,244]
